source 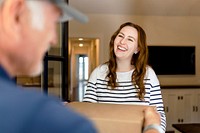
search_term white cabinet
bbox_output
[162,90,177,131]
[192,91,200,123]
[161,89,200,131]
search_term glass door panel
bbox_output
[48,61,62,98]
[48,23,62,56]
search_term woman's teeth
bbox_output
[118,46,127,51]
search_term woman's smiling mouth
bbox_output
[117,45,128,51]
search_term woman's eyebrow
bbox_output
[128,36,136,41]
[118,32,124,35]
[118,32,136,41]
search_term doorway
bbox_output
[77,54,88,101]
[68,37,99,101]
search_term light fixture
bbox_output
[79,43,83,47]
[78,38,83,41]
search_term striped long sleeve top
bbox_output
[83,64,166,132]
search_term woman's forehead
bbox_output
[119,26,138,37]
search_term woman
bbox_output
[83,22,166,132]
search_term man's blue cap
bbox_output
[49,0,88,23]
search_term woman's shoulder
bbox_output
[94,63,109,73]
[145,65,157,77]
[90,63,108,79]
[146,65,155,73]
[145,66,160,85]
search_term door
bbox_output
[77,55,88,101]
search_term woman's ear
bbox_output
[134,48,140,54]
[1,0,25,40]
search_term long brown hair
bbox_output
[106,22,148,100]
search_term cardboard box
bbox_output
[67,102,149,133]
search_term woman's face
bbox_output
[114,26,139,62]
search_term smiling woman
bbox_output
[83,22,166,132]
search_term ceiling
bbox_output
[70,0,200,16]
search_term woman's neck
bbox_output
[116,59,134,72]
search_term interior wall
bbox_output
[69,14,200,86]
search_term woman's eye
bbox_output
[128,39,134,42]
[118,34,123,38]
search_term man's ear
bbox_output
[2,0,26,40]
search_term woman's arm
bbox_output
[147,67,166,132]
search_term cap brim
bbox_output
[50,0,89,23]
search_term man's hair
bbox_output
[26,1,45,30]
[0,0,45,30]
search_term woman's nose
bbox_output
[120,38,126,44]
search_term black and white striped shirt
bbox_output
[83,64,166,132]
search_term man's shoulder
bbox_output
[0,78,97,133]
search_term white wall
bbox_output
[69,14,200,86]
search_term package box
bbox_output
[67,102,150,133]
